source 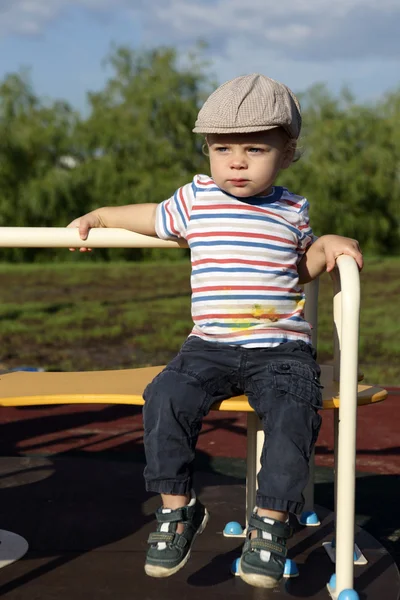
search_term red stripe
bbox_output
[193,203,267,213]
[192,202,291,223]
[164,202,179,236]
[282,199,302,209]
[179,187,190,221]
[192,285,297,293]
[192,257,294,269]
[196,177,215,186]
[187,231,294,245]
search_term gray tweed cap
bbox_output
[193,73,301,139]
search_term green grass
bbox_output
[0,257,398,385]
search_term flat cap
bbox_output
[193,73,301,139]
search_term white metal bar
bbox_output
[245,413,264,527]
[331,268,341,552]
[331,270,342,383]
[333,255,360,594]
[256,420,264,487]
[0,227,185,249]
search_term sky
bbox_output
[0,0,399,114]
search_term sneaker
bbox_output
[238,512,293,588]
[145,492,209,578]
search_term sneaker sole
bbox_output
[144,509,209,578]
[238,560,280,589]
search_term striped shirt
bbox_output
[155,175,314,347]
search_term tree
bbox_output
[280,85,400,253]
[0,46,213,261]
[64,45,212,260]
[0,51,399,261]
[0,70,80,260]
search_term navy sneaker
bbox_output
[239,512,293,588]
[145,493,209,578]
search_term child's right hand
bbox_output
[67,211,103,252]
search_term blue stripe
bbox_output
[174,190,187,229]
[192,182,221,193]
[190,240,296,252]
[190,212,299,236]
[161,204,177,238]
[192,267,298,278]
[270,205,296,213]
[192,294,302,302]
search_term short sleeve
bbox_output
[155,182,195,240]
[296,199,316,262]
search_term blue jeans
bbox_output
[142,337,323,514]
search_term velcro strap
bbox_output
[148,532,175,545]
[250,538,287,558]
[248,515,292,539]
[156,507,186,523]
[175,534,188,549]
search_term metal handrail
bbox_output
[0,227,360,596]
[0,227,184,248]
[332,256,360,594]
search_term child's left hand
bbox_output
[320,234,363,272]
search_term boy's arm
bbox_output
[67,204,158,250]
[69,203,158,238]
[298,235,363,284]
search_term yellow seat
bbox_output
[0,364,387,410]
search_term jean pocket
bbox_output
[272,362,323,409]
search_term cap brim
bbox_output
[192,124,299,138]
[192,124,282,134]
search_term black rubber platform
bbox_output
[0,456,398,599]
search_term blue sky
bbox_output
[1,0,399,114]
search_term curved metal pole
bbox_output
[332,255,360,595]
[0,227,186,249]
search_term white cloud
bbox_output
[0,1,62,36]
[1,0,400,64]
[141,0,400,61]
[0,0,126,37]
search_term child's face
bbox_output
[207,129,294,198]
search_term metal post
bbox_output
[333,256,360,594]
[246,412,263,527]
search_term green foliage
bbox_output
[0,70,80,261]
[0,46,211,262]
[280,85,400,253]
[0,48,399,261]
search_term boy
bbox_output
[68,74,362,589]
